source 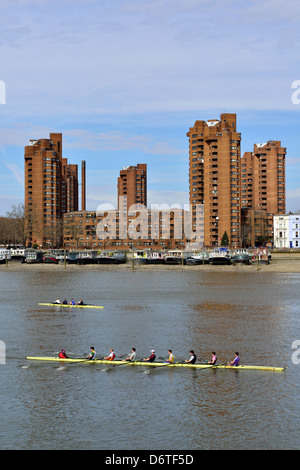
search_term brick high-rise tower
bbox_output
[24,132,80,247]
[117,163,147,211]
[62,158,79,213]
[240,140,286,246]
[187,113,241,247]
[241,141,286,214]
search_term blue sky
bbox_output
[0,0,300,215]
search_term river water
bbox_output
[0,266,299,450]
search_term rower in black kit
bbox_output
[143,349,156,362]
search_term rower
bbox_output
[143,350,156,362]
[208,351,217,365]
[58,349,68,359]
[104,348,116,361]
[165,349,175,363]
[86,347,96,360]
[228,352,240,366]
[62,299,68,304]
[53,298,60,304]
[77,299,84,305]
[69,299,75,305]
[125,348,136,362]
[185,350,197,364]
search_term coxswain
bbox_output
[125,348,136,362]
[185,350,197,364]
[86,347,96,360]
[165,349,175,363]
[58,349,68,359]
[208,351,217,365]
[143,350,156,362]
[104,348,116,361]
[228,352,240,366]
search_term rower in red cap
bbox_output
[58,349,68,359]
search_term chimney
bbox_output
[81,160,86,211]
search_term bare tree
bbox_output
[240,222,253,248]
[0,217,11,244]
[5,203,43,247]
[6,203,26,246]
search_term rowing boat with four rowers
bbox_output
[38,302,104,309]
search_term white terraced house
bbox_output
[273,214,300,248]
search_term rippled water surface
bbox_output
[0,267,299,450]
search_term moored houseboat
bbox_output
[0,248,11,264]
[186,252,210,265]
[43,255,58,264]
[97,251,127,264]
[231,249,251,265]
[164,250,186,265]
[146,252,165,264]
[24,250,43,263]
[76,250,98,264]
[10,247,26,261]
[66,252,78,264]
[209,248,232,265]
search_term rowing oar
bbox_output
[172,361,227,369]
[110,360,132,366]
[70,357,95,363]
[68,353,98,363]
[197,362,228,370]
[101,356,137,366]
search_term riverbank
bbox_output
[1,257,299,273]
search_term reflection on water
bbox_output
[0,269,299,449]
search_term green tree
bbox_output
[221,231,229,246]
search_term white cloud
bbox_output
[6,163,24,186]
[64,129,183,155]
[0,124,60,146]
[0,124,184,158]
[1,0,300,117]
[0,0,299,215]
